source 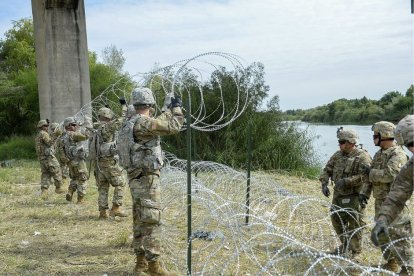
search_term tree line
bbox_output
[283,86,413,125]
[0,18,318,176]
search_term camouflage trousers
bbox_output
[330,194,366,254]
[129,174,162,261]
[375,198,413,266]
[94,159,126,210]
[68,159,88,196]
[39,156,62,189]
[60,163,69,179]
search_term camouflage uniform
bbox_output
[93,106,127,214]
[35,122,63,191]
[376,157,413,269]
[118,88,184,264]
[320,128,372,256]
[49,123,69,180]
[57,120,89,200]
[360,144,410,263]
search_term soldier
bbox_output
[49,122,70,181]
[117,88,184,275]
[57,117,89,204]
[35,119,65,196]
[371,115,414,276]
[92,100,128,219]
[359,121,409,272]
[319,127,372,258]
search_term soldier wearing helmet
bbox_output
[319,127,372,258]
[35,119,65,197]
[56,116,89,204]
[92,99,128,219]
[371,115,414,275]
[118,87,184,275]
[49,122,69,181]
[359,121,409,272]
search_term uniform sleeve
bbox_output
[134,107,184,138]
[378,157,413,224]
[40,131,53,146]
[369,149,407,184]
[70,131,88,142]
[319,153,336,184]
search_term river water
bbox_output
[293,121,411,165]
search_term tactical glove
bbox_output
[361,164,371,175]
[335,178,349,190]
[371,218,389,247]
[358,194,369,208]
[119,97,126,105]
[170,96,183,108]
[321,184,330,197]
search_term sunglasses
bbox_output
[70,123,77,127]
[338,140,347,145]
[373,134,380,139]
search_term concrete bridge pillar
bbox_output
[31,0,91,123]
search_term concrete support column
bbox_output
[31,0,91,122]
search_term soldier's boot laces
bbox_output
[133,255,148,276]
[76,195,85,204]
[399,266,414,276]
[55,186,65,194]
[99,210,108,219]
[148,260,178,276]
[109,204,127,217]
[66,188,74,202]
[381,258,399,273]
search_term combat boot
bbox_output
[76,195,85,204]
[399,265,414,276]
[66,188,74,202]
[109,204,128,217]
[148,260,177,276]
[55,186,65,194]
[133,254,148,276]
[99,209,108,219]
[381,258,399,273]
[41,188,48,199]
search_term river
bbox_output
[293,121,411,165]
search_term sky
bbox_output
[0,0,412,111]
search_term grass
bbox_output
[0,160,411,275]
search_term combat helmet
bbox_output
[131,88,156,106]
[395,115,414,146]
[37,119,48,128]
[372,121,395,139]
[63,117,76,128]
[337,127,359,144]
[49,122,60,131]
[98,107,113,120]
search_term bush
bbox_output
[0,135,36,160]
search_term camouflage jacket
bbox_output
[35,129,59,160]
[360,145,408,199]
[127,107,184,179]
[56,131,88,162]
[378,156,413,224]
[94,115,125,162]
[319,148,372,197]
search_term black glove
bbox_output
[371,219,389,246]
[361,164,371,175]
[335,178,348,190]
[46,118,50,124]
[119,97,126,105]
[321,184,330,197]
[170,96,182,108]
[358,194,369,208]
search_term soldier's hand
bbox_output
[335,178,348,190]
[119,97,127,105]
[321,184,330,197]
[358,194,369,208]
[361,164,371,175]
[170,96,182,108]
[371,219,389,247]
